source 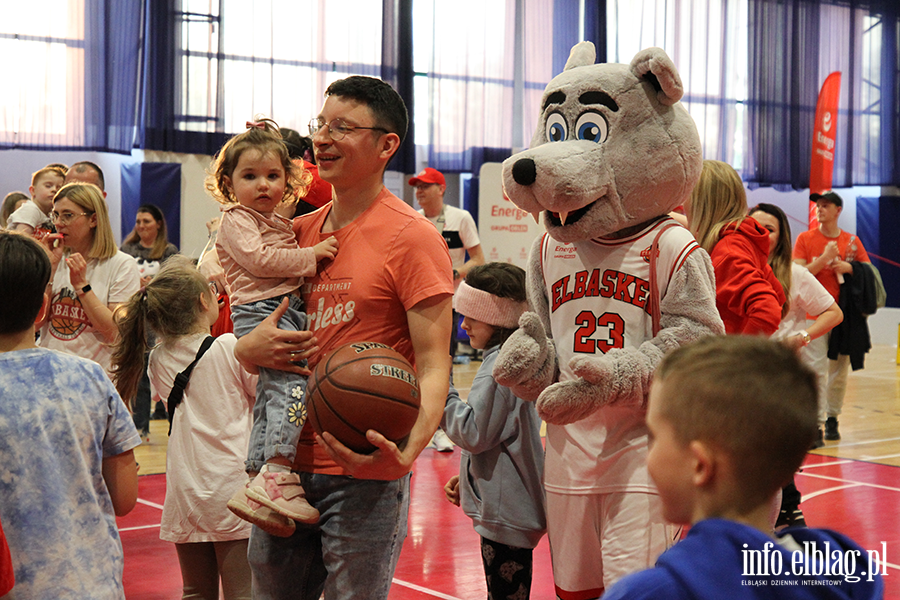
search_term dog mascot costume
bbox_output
[493,42,724,598]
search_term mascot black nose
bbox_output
[511,158,537,186]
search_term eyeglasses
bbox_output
[308,118,388,141]
[50,211,91,225]
[209,281,220,295]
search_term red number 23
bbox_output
[573,311,625,354]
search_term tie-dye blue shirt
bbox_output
[0,347,141,600]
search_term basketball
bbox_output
[307,341,421,454]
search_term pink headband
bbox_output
[453,281,528,329]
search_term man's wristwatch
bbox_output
[797,330,811,346]
[76,284,92,297]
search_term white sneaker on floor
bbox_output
[428,429,454,452]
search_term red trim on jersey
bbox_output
[670,242,700,280]
[539,232,550,291]
[589,216,677,247]
[555,585,605,600]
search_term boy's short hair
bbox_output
[0,232,51,334]
[325,76,409,146]
[31,166,66,188]
[654,335,818,510]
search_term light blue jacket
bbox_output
[441,346,547,549]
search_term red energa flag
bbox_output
[808,72,842,229]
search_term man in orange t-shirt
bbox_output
[234,76,453,600]
[793,191,869,443]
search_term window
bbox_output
[607,0,749,168]
[412,0,557,171]
[175,0,383,135]
[0,2,84,147]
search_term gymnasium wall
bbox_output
[2,148,897,345]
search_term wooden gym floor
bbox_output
[124,344,900,599]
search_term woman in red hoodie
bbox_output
[686,160,785,335]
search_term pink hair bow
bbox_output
[246,121,266,130]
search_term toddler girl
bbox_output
[441,262,546,600]
[111,257,260,599]
[207,118,338,528]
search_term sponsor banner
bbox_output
[809,71,842,229]
[478,162,543,270]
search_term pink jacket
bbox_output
[216,204,316,305]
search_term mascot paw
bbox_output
[493,312,550,386]
[537,379,611,425]
[569,354,616,386]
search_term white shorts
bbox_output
[546,490,673,599]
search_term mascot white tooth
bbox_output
[493,42,724,594]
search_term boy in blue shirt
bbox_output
[605,335,883,599]
[0,231,140,599]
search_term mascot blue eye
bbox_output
[575,112,608,143]
[545,113,567,142]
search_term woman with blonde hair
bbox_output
[686,160,784,335]
[38,183,140,373]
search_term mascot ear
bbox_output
[564,41,596,71]
[630,47,684,106]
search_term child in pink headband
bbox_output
[441,263,546,599]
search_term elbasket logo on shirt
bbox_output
[550,269,650,314]
[640,244,660,264]
[49,288,91,340]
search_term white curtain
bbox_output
[0,1,85,148]
[178,0,384,136]
[607,0,749,168]
[416,0,555,170]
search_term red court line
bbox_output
[119,453,900,600]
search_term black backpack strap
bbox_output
[167,336,216,436]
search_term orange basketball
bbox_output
[307,341,420,454]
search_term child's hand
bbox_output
[444,475,460,506]
[313,236,339,262]
[205,217,221,235]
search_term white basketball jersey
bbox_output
[539,217,700,494]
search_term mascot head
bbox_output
[502,42,702,243]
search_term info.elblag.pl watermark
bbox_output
[741,541,888,586]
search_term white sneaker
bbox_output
[428,428,454,452]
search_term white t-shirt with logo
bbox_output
[40,251,140,373]
[419,204,480,269]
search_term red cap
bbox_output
[408,167,445,187]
